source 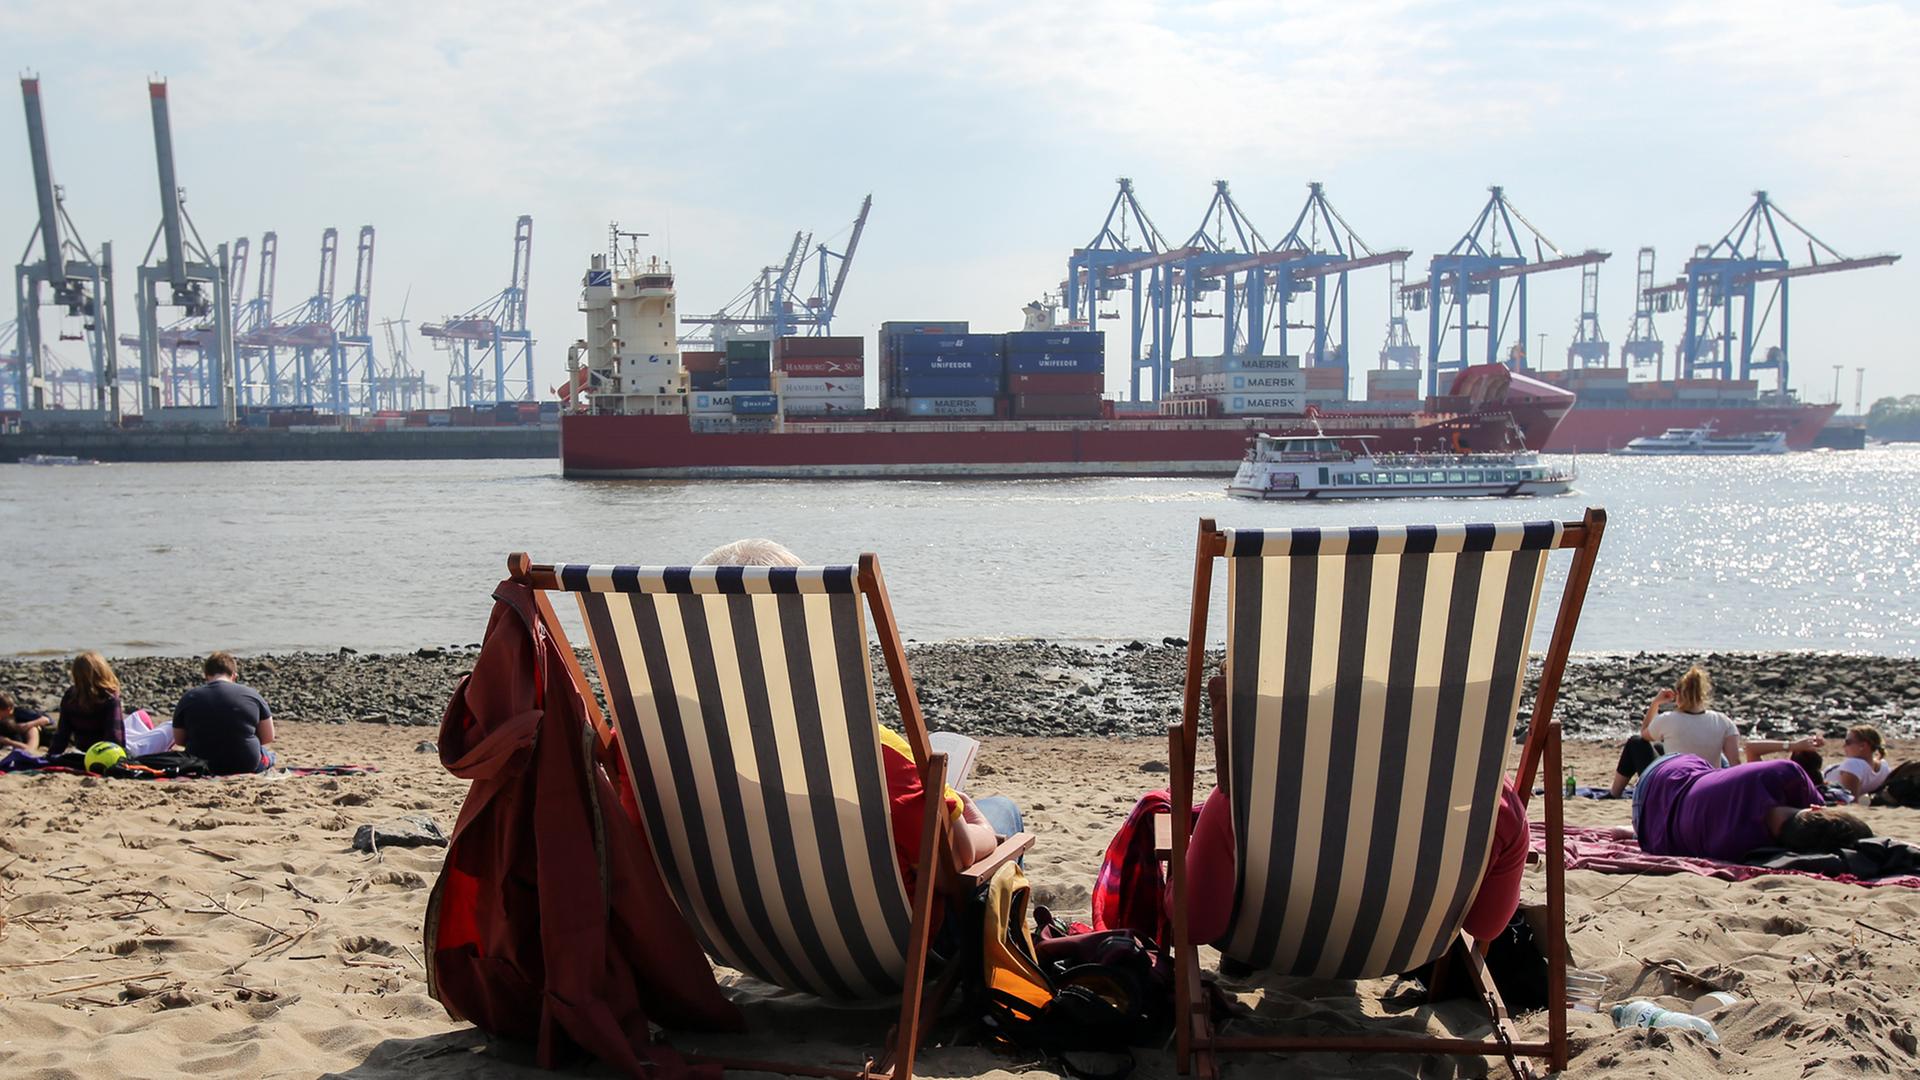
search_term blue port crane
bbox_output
[1619,247,1672,379]
[679,196,872,346]
[1065,178,1172,401]
[234,232,281,405]
[1379,261,1420,371]
[1406,186,1609,396]
[1651,191,1898,392]
[0,319,18,410]
[1251,182,1410,392]
[13,77,119,420]
[265,228,342,410]
[422,215,534,406]
[1565,261,1610,369]
[328,226,378,412]
[134,80,235,421]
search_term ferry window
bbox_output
[1319,467,1329,485]
[1334,473,1349,485]
[1392,472,1409,484]
[1448,471,1465,483]
[1464,471,1481,482]
[1357,473,1372,485]
[1505,470,1520,482]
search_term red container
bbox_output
[1012,393,1103,418]
[682,351,724,374]
[1304,367,1347,389]
[783,356,865,377]
[1009,372,1103,395]
[780,336,865,359]
[1627,383,1676,401]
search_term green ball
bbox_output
[84,741,127,773]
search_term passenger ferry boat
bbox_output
[1226,435,1574,501]
[1613,425,1789,456]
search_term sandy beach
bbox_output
[4,652,1920,1078]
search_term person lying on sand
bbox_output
[1633,752,1870,861]
[698,539,1022,887]
[1821,725,1893,805]
[1609,664,1740,798]
[0,691,53,754]
[172,651,278,775]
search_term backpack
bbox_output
[1875,762,1920,808]
[977,863,1169,1075]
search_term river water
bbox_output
[4,446,1917,657]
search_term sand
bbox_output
[4,727,1920,1079]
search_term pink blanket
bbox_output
[1528,822,1920,890]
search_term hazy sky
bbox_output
[4,0,1916,404]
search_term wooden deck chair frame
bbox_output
[508,551,1034,1080]
[1166,508,1605,1079]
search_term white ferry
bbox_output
[1227,435,1574,501]
[17,453,97,466]
[1614,426,1788,456]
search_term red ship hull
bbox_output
[1544,401,1838,453]
[561,403,1568,479]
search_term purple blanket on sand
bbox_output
[1528,822,1920,890]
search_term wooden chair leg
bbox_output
[1457,933,1537,1080]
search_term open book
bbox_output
[928,731,981,792]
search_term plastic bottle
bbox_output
[1611,1000,1720,1043]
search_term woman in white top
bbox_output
[1824,725,1892,804]
[1608,665,1743,797]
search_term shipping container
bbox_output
[1008,372,1104,395]
[1367,368,1421,387]
[725,339,772,361]
[906,396,997,417]
[427,410,453,427]
[688,370,726,391]
[1004,330,1103,353]
[726,355,772,379]
[1005,351,1103,375]
[1012,393,1104,418]
[892,333,1003,356]
[1217,393,1306,415]
[892,353,1003,378]
[682,351,724,373]
[731,393,779,415]
[1627,382,1676,401]
[689,393,735,413]
[895,374,1003,397]
[1303,367,1348,389]
[878,320,968,337]
[782,377,865,398]
[778,336,865,359]
[1226,371,1304,393]
[728,376,773,392]
[782,356,865,377]
[781,398,866,416]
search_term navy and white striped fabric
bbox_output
[558,566,914,1001]
[1215,521,1559,979]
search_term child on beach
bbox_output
[0,691,53,754]
[1609,665,1740,798]
[1823,725,1892,804]
[49,652,126,756]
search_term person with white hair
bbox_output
[699,539,1024,895]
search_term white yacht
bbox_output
[1227,435,1574,501]
[1614,426,1789,455]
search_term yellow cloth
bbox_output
[876,725,964,819]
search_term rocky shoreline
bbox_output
[5,643,1918,742]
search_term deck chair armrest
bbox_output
[956,832,1035,889]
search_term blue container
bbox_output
[727,376,773,392]
[896,374,1004,397]
[727,356,772,379]
[688,370,725,391]
[725,339,773,360]
[731,392,779,415]
[893,353,1003,378]
[892,333,1003,356]
[1005,330,1104,353]
[1005,351,1105,375]
[906,396,997,418]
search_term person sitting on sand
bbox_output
[171,651,277,775]
[698,539,1017,887]
[1822,725,1892,805]
[1633,752,1871,861]
[0,691,54,754]
[49,651,125,756]
[1608,665,1740,798]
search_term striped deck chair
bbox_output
[1167,509,1605,1079]
[507,552,1034,1080]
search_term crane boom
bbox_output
[821,194,871,322]
[20,78,65,288]
[1738,254,1899,285]
[147,81,190,294]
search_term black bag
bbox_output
[1409,909,1549,1013]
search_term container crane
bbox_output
[1405,186,1609,396]
[133,80,235,422]
[680,196,872,346]
[14,77,119,421]
[1565,261,1610,368]
[1,319,18,410]
[377,295,427,412]
[422,215,534,406]
[1379,262,1420,370]
[1619,247,1670,379]
[329,226,377,412]
[234,232,280,405]
[1667,191,1898,393]
[1254,182,1411,385]
[1066,178,1171,401]
[267,228,340,409]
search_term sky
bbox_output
[3,0,1917,406]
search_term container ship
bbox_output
[1529,367,1837,453]
[558,254,1574,480]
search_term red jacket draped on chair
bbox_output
[426,578,742,1076]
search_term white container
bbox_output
[781,377,865,399]
[1691,991,1740,1016]
[782,398,866,416]
[906,396,996,417]
[1217,393,1305,415]
[688,393,734,413]
[1227,371,1303,393]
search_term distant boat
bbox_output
[17,454,97,466]
[1613,426,1788,456]
[1227,434,1574,501]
